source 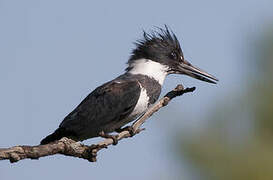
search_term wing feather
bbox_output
[59,79,141,140]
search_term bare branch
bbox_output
[0,84,195,163]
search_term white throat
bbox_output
[127,59,168,85]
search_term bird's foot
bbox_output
[98,131,118,145]
[115,126,135,137]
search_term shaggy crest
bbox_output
[128,25,184,65]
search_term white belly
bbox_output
[112,84,150,129]
[130,84,149,117]
[103,84,150,133]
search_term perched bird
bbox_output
[40,26,218,145]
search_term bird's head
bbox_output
[127,26,218,84]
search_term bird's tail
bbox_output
[40,127,75,145]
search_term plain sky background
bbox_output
[1,0,273,179]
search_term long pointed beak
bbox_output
[177,60,219,84]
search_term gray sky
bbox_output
[1,0,273,179]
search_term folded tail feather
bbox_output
[40,127,77,145]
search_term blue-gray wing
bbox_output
[58,79,141,141]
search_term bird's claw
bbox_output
[115,126,135,137]
[99,131,119,145]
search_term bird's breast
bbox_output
[109,84,149,130]
[130,84,150,118]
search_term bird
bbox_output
[40,26,218,145]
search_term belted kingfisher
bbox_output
[40,26,218,145]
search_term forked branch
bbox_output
[0,84,195,163]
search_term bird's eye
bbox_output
[170,52,178,60]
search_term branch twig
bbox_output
[0,84,195,163]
